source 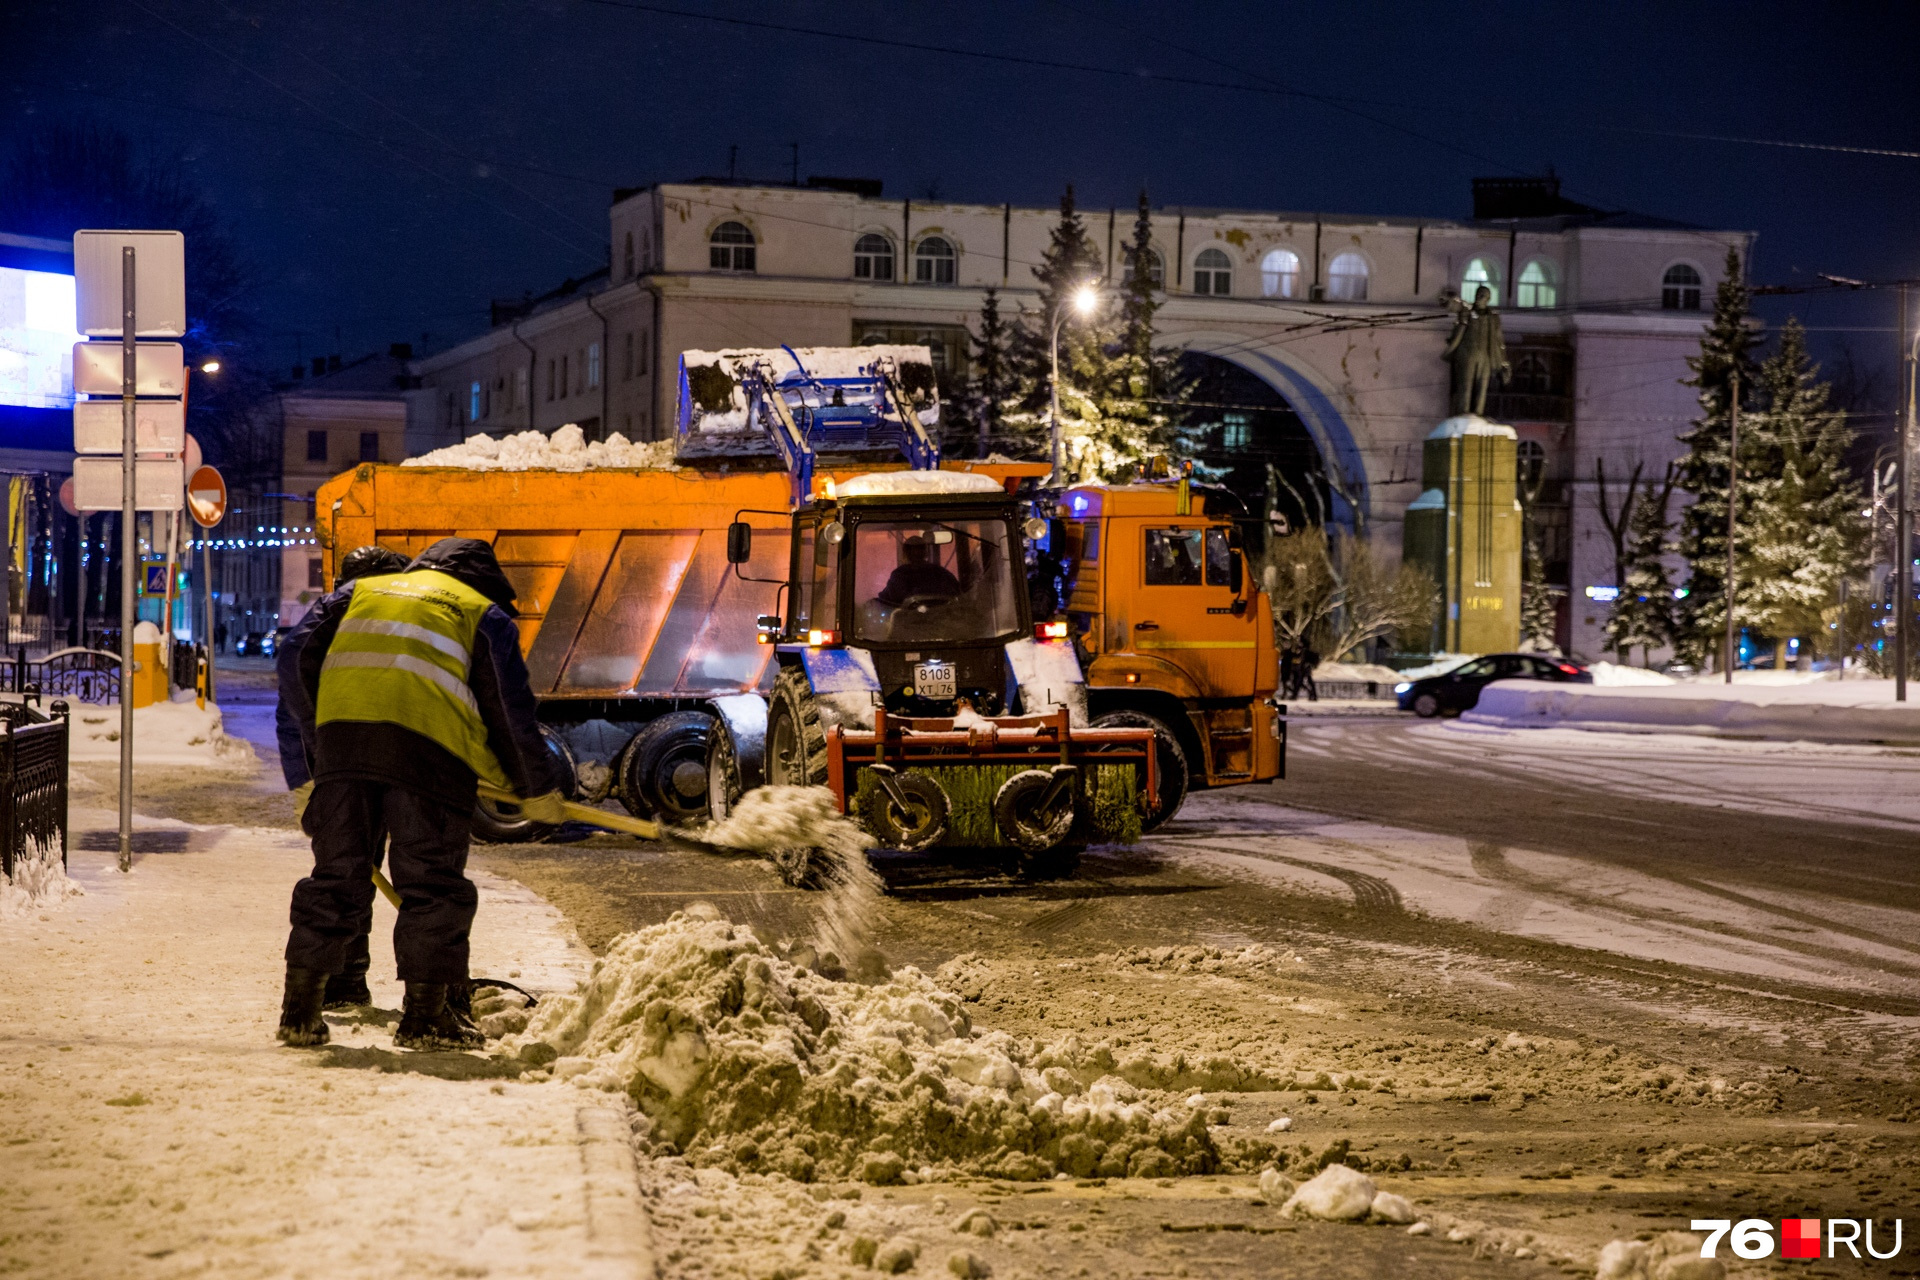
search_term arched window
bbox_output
[1126,245,1165,289]
[1193,247,1232,296]
[709,221,756,272]
[1260,248,1300,299]
[1326,252,1369,301]
[1662,263,1702,311]
[914,236,956,284]
[853,233,894,281]
[1516,259,1556,309]
[1510,351,1554,394]
[1462,256,1500,306]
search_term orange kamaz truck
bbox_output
[1054,476,1286,827]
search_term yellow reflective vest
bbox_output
[315,569,511,787]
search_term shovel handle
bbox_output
[477,783,665,842]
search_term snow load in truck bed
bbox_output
[836,471,1005,497]
[402,423,677,471]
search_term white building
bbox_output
[413,175,1750,659]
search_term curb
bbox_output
[577,1103,658,1279]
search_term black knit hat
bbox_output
[338,545,410,584]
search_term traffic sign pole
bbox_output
[119,246,136,873]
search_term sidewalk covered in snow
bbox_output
[1463,675,1920,745]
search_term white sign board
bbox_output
[72,230,186,337]
[73,398,186,454]
[72,455,185,512]
[72,341,185,397]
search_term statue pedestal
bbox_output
[1403,415,1521,654]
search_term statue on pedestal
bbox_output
[1442,285,1510,417]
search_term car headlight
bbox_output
[1394,682,1411,694]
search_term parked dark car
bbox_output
[1396,653,1592,718]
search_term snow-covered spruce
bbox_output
[500,913,1286,1183]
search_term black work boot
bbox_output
[446,978,473,1019]
[323,970,372,1009]
[393,982,485,1051]
[276,966,331,1047]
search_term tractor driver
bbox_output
[875,534,961,609]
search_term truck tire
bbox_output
[706,727,743,823]
[471,725,576,844]
[1090,710,1187,833]
[766,665,828,787]
[617,711,714,826]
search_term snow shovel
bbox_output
[477,782,669,842]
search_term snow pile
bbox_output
[505,912,1264,1183]
[836,471,1004,498]
[1596,1232,1721,1280]
[403,425,676,471]
[1591,662,1677,687]
[684,345,934,386]
[68,695,255,767]
[1465,676,1920,745]
[1313,661,1402,686]
[1281,1164,1376,1220]
[0,847,83,920]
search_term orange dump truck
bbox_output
[314,458,1047,838]
[1056,478,1286,825]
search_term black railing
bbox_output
[1,697,69,877]
[8,647,120,705]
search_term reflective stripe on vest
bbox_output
[315,568,510,786]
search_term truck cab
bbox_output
[1057,481,1284,823]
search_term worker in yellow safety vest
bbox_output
[274,538,564,1050]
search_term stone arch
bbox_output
[1167,331,1372,530]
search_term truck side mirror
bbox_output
[726,521,752,564]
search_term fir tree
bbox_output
[953,287,1012,458]
[1674,246,1762,667]
[1518,524,1562,652]
[1606,465,1678,664]
[1120,189,1158,366]
[1733,319,1867,665]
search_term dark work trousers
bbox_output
[286,780,475,984]
[339,832,387,980]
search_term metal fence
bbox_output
[0,698,69,877]
[7,647,120,705]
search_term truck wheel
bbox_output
[471,725,576,844]
[994,768,1077,851]
[618,711,714,826]
[860,771,950,850]
[706,727,743,823]
[767,665,828,787]
[1090,710,1187,832]
[1412,692,1441,718]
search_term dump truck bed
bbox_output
[314,461,1046,703]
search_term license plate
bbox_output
[914,661,956,699]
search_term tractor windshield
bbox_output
[850,517,1021,644]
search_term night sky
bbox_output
[7,1,1919,412]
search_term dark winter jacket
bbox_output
[277,538,559,810]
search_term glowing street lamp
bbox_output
[199,360,221,373]
[1049,283,1102,479]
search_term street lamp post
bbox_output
[1899,289,1916,701]
[1049,283,1101,480]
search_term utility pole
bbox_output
[1724,367,1740,684]
[118,246,136,871]
[1900,284,1913,702]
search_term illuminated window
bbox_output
[587,342,600,389]
[1516,259,1556,309]
[854,233,895,281]
[469,381,481,421]
[1327,252,1369,301]
[1662,263,1702,310]
[1462,257,1500,306]
[1193,248,1232,295]
[914,236,956,284]
[1516,439,1545,492]
[709,221,756,272]
[1260,248,1300,298]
